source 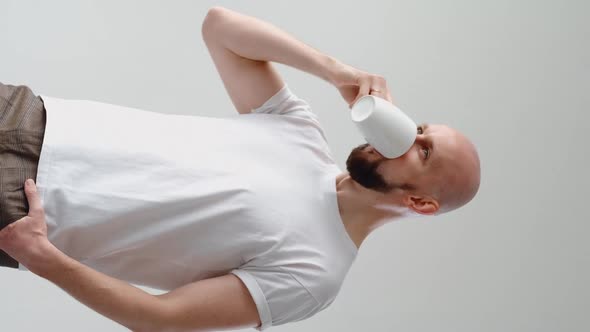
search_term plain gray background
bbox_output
[1,0,588,331]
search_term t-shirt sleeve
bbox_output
[230,267,320,331]
[250,84,320,122]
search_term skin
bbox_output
[336,122,481,250]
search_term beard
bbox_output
[345,142,394,194]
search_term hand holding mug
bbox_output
[330,62,394,108]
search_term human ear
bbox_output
[404,195,439,215]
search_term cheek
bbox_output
[377,159,408,182]
[379,145,421,177]
[398,147,424,179]
[396,144,420,165]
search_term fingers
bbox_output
[24,179,42,215]
[352,78,372,107]
[349,74,392,108]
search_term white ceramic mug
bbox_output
[351,95,417,159]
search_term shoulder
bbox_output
[250,85,321,122]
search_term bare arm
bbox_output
[33,243,164,332]
[34,245,260,332]
[202,6,346,114]
[205,6,341,84]
[202,6,392,112]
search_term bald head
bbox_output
[429,125,481,214]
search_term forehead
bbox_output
[425,123,450,135]
[424,124,460,170]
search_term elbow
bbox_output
[132,299,177,332]
[134,323,174,332]
[201,6,230,41]
[137,324,196,332]
[206,5,230,18]
[131,320,163,332]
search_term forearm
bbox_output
[31,242,164,332]
[203,6,343,84]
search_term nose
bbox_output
[414,132,426,145]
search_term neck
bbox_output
[335,172,406,250]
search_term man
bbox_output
[0,6,480,332]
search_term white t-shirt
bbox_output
[22,84,358,330]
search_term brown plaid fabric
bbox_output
[0,82,46,269]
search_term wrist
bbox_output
[28,240,64,277]
[322,55,345,86]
